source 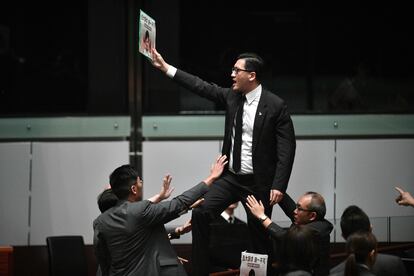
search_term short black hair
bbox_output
[97,188,118,213]
[109,165,138,200]
[340,205,371,239]
[237,53,264,82]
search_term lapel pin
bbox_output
[259,112,262,116]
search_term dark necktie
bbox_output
[233,95,245,173]
[228,216,234,224]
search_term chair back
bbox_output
[46,235,88,276]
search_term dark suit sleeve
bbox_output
[266,222,287,240]
[173,69,229,107]
[93,220,110,276]
[272,103,296,192]
[278,193,296,223]
[140,182,209,227]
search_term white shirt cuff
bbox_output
[166,65,177,78]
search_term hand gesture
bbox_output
[175,219,192,235]
[246,195,265,219]
[209,155,228,179]
[190,198,205,209]
[269,189,284,205]
[150,48,169,73]
[395,186,414,207]
[158,174,174,201]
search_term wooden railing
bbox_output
[0,246,13,276]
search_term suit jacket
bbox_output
[173,69,296,192]
[330,253,408,276]
[93,182,209,276]
[268,194,333,276]
[211,214,245,225]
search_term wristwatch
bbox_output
[259,215,268,222]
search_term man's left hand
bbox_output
[269,189,283,205]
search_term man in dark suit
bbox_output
[96,186,193,240]
[93,155,227,276]
[330,205,408,276]
[246,192,333,276]
[151,49,296,275]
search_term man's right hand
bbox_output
[203,155,228,186]
[150,48,169,73]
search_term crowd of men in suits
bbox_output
[93,48,413,276]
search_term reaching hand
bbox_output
[210,155,228,178]
[269,189,284,205]
[190,198,205,209]
[175,219,192,235]
[150,48,169,73]
[246,195,265,219]
[395,186,414,207]
[158,174,174,201]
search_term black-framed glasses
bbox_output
[295,203,314,212]
[231,67,252,74]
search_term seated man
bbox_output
[246,192,333,276]
[330,205,407,276]
[209,202,249,272]
[93,155,227,276]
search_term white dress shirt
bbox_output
[166,65,261,175]
[229,85,261,175]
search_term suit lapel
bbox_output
[252,91,267,155]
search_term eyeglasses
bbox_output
[231,67,252,74]
[295,203,314,212]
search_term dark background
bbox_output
[1,1,413,116]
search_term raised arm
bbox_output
[246,195,287,239]
[147,174,175,203]
[141,155,228,226]
[150,48,170,73]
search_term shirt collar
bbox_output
[244,84,262,105]
[221,211,231,221]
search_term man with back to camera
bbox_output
[150,48,296,275]
[330,205,407,276]
[93,155,227,276]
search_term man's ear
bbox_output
[248,72,256,82]
[309,211,317,222]
[368,249,377,266]
[130,184,137,195]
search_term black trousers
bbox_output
[191,170,274,276]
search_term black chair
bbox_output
[46,235,88,276]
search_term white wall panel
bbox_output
[30,141,129,245]
[336,139,414,241]
[0,143,31,245]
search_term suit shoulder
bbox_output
[262,89,286,105]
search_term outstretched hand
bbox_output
[158,174,174,201]
[246,195,265,219]
[175,219,192,236]
[203,155,228,186]
[395,186,414,207]
[190,198,205,209]
[150,48,169,73]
